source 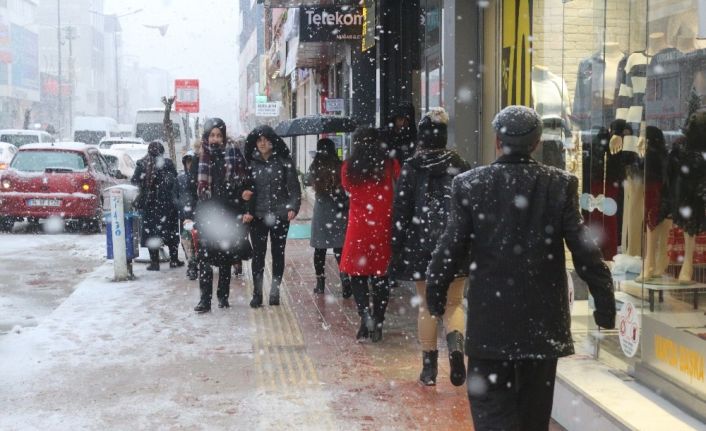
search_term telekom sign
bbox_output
[175,79,199,113]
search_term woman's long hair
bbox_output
[310,138,342,195]
[345,127,388,185]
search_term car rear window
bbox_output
[0,134,39,147]
[10,151,87,172]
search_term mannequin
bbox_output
[532,65,572,169]
[637,126,672,281]
[613,33,670,257]
[663,111,706,283]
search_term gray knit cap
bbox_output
[492,105,543,154]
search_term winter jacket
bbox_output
[427,154,616,360]
[244,125,302,219]
[391,149,471,280]
[131,156,180,247]
[340,159,400,276]
[175,170,196,221]
[194,149,252,265]
[303,171,348,249]
[385,103,417,162]
[662,138,706,236]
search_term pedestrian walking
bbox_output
[244,125,301,308]
[340,127,400,342]
[385,102,417,163]
[390,107,471,386]
[131,141,183,271]
[175,151,198,280]
[426,106,616,430]
[304,138,351,297]
[193,118,252,313]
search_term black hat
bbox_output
[492,105,542,154]
[418,107,449,149]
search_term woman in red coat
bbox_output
[340,127,400,342]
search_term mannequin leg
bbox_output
[654,219,673,276]
[678,234,696,282]
[640,228,659,280]
[625,179,645,257]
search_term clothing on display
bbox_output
[645,48,685,133]
[572,47,627,130]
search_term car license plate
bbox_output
[27,198,61,207]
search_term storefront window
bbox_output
[531,0,706,418]
[421,0,443,110]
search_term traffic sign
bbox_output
[175,79,199,113]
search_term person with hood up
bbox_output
[131,141,182,271]
[193,118,252,313]
[385,102,417,163]
[426,105,616,430]
[175,151,198,280]
[391,107,471,387]
[340,127,400,343]
[303,138,351,296]
[244,125,301,308]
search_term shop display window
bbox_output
[531,0,706,416]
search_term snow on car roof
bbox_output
[99,137,145,144]
[20,142,94,151]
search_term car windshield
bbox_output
[102,155,119,171]
[74,131,106,146]
[10,151,87,172]
[135,123,181,144]
[0,134,39,147]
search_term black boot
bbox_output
[313,276,325,294]
[186,261,198,280]
[250,273,263,308]
[169,245,185,268]
[217,273,230,309]
[419,350,439,386]
[356,310,374,340]
[371,319,383,343]
[232,260,243,277]
[447,331,466,386]
[269,278,281,306]
[194,269,212,313]
[341,273,352,298]
[147,249,160,271]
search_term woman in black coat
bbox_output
[193,118,252,313]
[244,125,301,308]
[391,108,470,387]
[131,141,182,271]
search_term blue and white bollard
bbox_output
[109,188,129,281]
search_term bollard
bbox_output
[109,188,130,281]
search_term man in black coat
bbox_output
[426,105,616,430]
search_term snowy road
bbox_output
[0,230,105,335]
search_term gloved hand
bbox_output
[593,310,616,329]
[426,285,447,317]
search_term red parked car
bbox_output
[0,142,119,232]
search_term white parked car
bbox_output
[0,129,55,148]
[109,143,148,164]
[0,141,18,170]
[98,137,146,149]
[98,149,136,180]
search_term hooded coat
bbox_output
[194,119,252,265]
[244,125,301,219]
[391,149,471,280]
[385,103,417,162]
[131,142,179,248]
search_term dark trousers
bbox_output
[467,357,558,431]
[199,261,232,302]
[313,248,343,276]
[148,245,179,263]
[251,216,290,282]
[350,276,389,321]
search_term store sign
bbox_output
[618,300,640,358]
[642,316,706,397]
[325,98,344,113]
[361,4,376,52]
[299,6,364,42]
[174,79,199,113]
[255,102,280,117]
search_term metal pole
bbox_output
[65,27,75,137]
[57,0,63,137]
[114,30,120,122]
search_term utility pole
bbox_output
[64,26,77,137]
[114,30,120,122]
[57,0,63,137]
